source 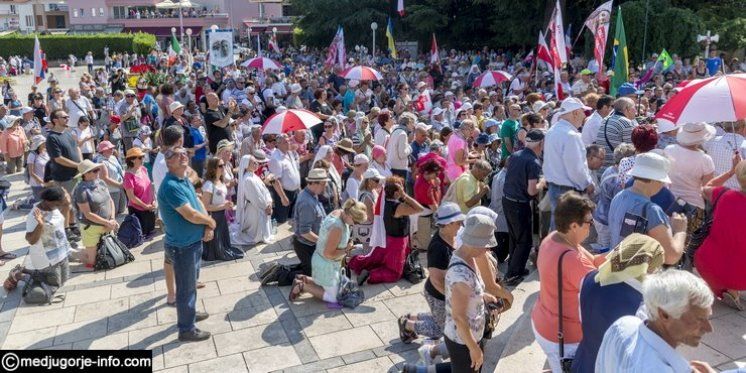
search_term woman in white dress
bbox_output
[232,154,274,246]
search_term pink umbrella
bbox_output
[241,57,282,70]
[340,66,383,81]
[262,109,322,135]
[656,74,746,124]
[472,70,513,88]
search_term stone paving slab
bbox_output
[0,68,744,373]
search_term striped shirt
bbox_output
[594,113,637,167]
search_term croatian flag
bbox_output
[33,36,44,84]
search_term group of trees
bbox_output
[291,0,745,63]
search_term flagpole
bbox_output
[642,0,649,62]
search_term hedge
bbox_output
[0,32,157,60]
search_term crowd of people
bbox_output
[0,40,743,372]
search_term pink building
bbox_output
[67,0,289,48]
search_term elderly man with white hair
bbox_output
[594,97,638,167]
[596,269,719,373]
[542,97,595,229]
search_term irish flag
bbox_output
[33,36,44,84]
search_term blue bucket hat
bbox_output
[617,82,643,97]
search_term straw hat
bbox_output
[125,147,145,159]
[306,168,328,182]
[29,135,46,151]
[169,101,184,113]
[336,138,355,154]
[216,139,234,153]
[75,159,103,178]
[253,149,269,163]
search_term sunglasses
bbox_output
[134,156,144,160]
[218,164,225,168]
[88,169,100,174]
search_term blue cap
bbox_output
[488,133,501,144]
[476,133,490,145]
[453,121,462,130]
[617,82,643,97]
[484,119,499,129]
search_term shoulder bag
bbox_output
[682,188,728,270]
[94,233,135,271]
[558,250,574,372]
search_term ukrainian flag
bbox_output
[386,18,398,59]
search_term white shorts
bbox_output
[322,284,339,303]
[532,321,579,373]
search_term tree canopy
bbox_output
[290,0,746,60]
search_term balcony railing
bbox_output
[46,4,68,12]
[111,12,229,20]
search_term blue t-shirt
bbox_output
[624,179,675,212]
[503,148,542,202]
[157,172,205,247]
[706,57,722,76]
[608,189,670,249]
[190,127,207,161]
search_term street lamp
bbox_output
[185,28,193,53]
[370,22,378,58]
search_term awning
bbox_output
[242,22,292,35]
[123,26,202,36]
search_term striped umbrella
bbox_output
[262,109,322,135]
[241,57,282,71]
[472,70,513,88]
[340,66,383,81]
[656,74,746,124]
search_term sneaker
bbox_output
[505,275,524,287]
[260,263,281,286]
[417,344,435,366]
[195,311,210,322]
[178,328,211,342]
[357,269,370,286]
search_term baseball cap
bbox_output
[525,129,545,142]
[558,97,592,114]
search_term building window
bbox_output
[73,9,78,17]
[91,8,95,17]
[25,15,33,26]
[99,8,104,17]
[80,8,84,16]
[9,5,16,14]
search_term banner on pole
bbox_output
[209,29,234,68]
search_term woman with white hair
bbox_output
[231,154,274,246]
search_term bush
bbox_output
[0,33,156,60]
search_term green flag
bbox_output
[610,7,628,96]
[170,34,181,55]
[658,49,673,70]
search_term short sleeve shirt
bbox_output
[73,179,113,226]
[444,255,485,344]
[499,119,518,159]
[608,189,670,249]
[46,130,80,182]
[204,108,230,154]
[157,173,206,247]
[25,207,70,270]
[293,188,326,246]
[424,233,454,300]
[503,148,542,202]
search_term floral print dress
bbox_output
[444,255,486,344]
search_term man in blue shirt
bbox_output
[502,129,544,286]
[158,146,216,342]
[705,50,723,77]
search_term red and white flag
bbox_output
[537,30,553,70]
[548,0,567,99]
[430,34,439,65]
[583,0,613,78]
[397,0,405,17]
[33,36,45,84]
[324,26,346,68]
[415,89,432,115]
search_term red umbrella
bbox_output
[262,109,322,135]
[340,66,383,81]
[241,57,282,71]
[472,70,512,88]
[656,73,746,124]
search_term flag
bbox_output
[610,7,628,96]
[170,33,181,55]
[33,36,44,84]
[325,26,346,68]
[565,23,572,57]
[537,31,553,69]
[658,49,673,70]
[397,0,405,17]
[430,33,439,65]
[268,33,280,54]
[414,89,432,115]
[386,18,397,59]
[583,0,613,78]
[548,0,567,99]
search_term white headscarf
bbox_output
[313,145,333,167]
[237,154,251,182]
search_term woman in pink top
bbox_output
[123,147,156,238]
[445,119,475,182]
[0,116,28,174]
[531,192,605,373]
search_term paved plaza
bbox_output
[0,69,743,372]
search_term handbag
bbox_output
[403,250,425,284]
[558,250,574,373]
[336,267,365,308]
[683,188,727,270]
[94,233,135,271]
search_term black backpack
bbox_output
[94,233,135,271]
[403,250,425,284]
[117,214,144,249]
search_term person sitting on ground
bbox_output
[288,199,367,302]
[571,234,665,372]
[595,270,717,373]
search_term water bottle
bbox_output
[271,219,278,236]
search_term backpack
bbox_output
[94,233,135,271]
[117,213,144,249]
[403,250,425,284]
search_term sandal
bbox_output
[398,315,416,344]
[0,252,18,260]
[288,279,304,302]
[196,281,206,289]
[722,292,744,311]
